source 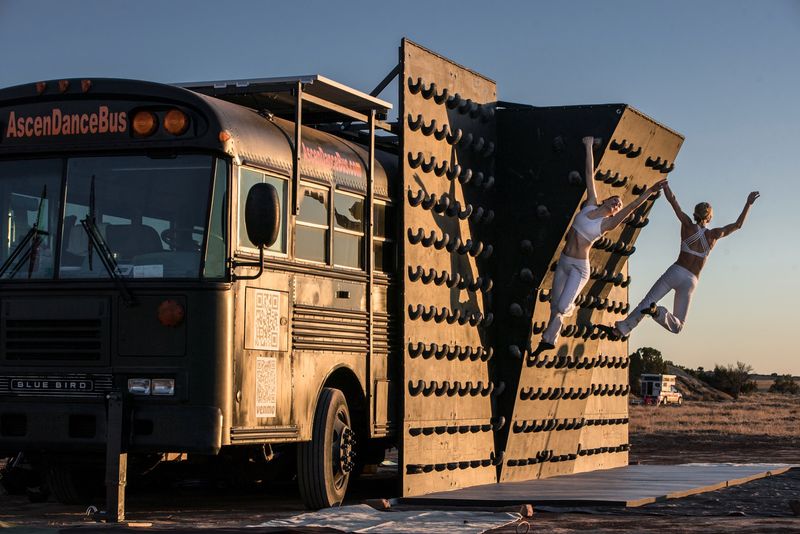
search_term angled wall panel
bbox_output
[493,105,684,482]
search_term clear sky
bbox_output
[1,0,798,374]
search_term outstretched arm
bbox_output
[663,183,693,226]
[582,136,598,205]
[602,180,667,232]
[710,191,760,239]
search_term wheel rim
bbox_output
[331,406,355,491]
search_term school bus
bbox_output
[0,74,399,514]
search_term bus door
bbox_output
[230,166,293,440]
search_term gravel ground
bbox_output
[499,468,800,534]
[2,397,800,532]
[2,462,798,532]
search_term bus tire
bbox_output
[0,460,27,495]
[297,388,355,508]
[46,464,99,505]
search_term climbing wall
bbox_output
[492,104,684,482]
[399,39,502,496]
[397,39,684,495]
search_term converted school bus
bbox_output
[0,40,683,519]
[0,73,400,512]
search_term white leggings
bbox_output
[542,255,591,344]
[616,263,698,336]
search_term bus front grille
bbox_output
[2,319,104,361]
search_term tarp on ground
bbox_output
[254,504,520,533]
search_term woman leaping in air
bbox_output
[536,136,666,353]
[602,185,759,338]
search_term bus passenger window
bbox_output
[296,183,329,263]
[237,168,287,254]
[333,191,364,269]
[373,202,396,272]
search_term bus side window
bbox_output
[296,182,329,263]
[204,159,228,278]
[373,202,396,272]
[333,191,364,269]
[237,167,287,255]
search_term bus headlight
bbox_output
[128,378,175,396]
[128,378,151,395]
[132,110,158,137]
[152,378,175,396]
[164,109,189,135]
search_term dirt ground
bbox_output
[2,394,799,532]
[629,392,800,464]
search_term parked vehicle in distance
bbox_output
[640,374,683,406]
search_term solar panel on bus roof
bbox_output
[176,75,392,122]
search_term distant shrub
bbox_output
[677,365,705,379]
[698,362,757,399]
[769,375,799,395]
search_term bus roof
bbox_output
[0,77,395,198]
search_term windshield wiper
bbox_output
[80,175,135,306]
[0,185,49,279]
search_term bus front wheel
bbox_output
[46,463,102,505]
[297,388,356,508]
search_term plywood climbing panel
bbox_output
[399,39,501,496]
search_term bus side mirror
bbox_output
[245,183,280,248]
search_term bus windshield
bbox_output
[0,154,218,280]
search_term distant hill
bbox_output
[667,364,733,401]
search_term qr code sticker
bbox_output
[252,290,280,351]
[256,356,277,418]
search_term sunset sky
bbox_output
[2,0,797,374]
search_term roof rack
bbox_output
[178,75,392,258]
[177,75,393,130]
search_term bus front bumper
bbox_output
[0,400,223,455]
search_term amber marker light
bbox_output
[81,79,92,93]
[219,130,232,142]
[58,80,70,93]
[164,109,189,135]
[158,299,185,327]
[35,82,46,95]
[132,110,158,137]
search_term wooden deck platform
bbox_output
[400,464,795,507]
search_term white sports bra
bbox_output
[572,205,604,243]
[681,225,711,258]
